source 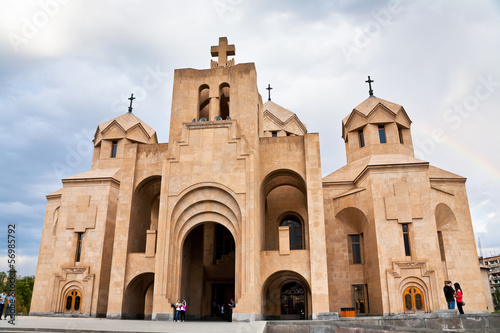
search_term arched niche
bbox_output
[129,176,162,253]
[261,170,308,251]
[219,82,230,120]
[198,84,210,120]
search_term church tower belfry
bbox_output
[168,37,262,144]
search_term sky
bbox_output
[0,0,499,276]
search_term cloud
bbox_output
[0,0,500,278]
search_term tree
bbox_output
[16,279,34,314]
[493,288,500,312]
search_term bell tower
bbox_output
[168,37,262,145]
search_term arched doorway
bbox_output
[262,270,310,320]
[122,273,154,319]
[64,289,81,312]
[280,282,305,318]
[403,286,425,313]
[181,222,235,320]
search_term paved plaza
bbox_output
[0,316,267,333]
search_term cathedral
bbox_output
[31,37,487,321]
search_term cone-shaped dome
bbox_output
[262,100,307,137]
[341,96,414,164]
[93,112,157,146]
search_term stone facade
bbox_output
[31,37,487,320]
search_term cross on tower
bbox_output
[266,84,273,101]
[211,37,235,68]
[128,93,135,113]
[365,76,374,97]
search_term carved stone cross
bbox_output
[211,37,235,68]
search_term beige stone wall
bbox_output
[31,178,119,316]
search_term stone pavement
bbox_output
[0,316,267,333]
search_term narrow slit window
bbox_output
[437,231,446,261]
[359,130,365,147]
[402,224,411,256]
[378,125,386,143]
[111,141,118,158]
[75,232,83,262]
[398,127,404,144]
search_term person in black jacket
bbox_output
[443,281,455,309]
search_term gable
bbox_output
[126,123,151,143]
[367,105,397,123]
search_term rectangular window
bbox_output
[437,231,446,261]
[111,141,118,158]
[353,285,366,313]
[359,130,365,147]
[351,234,361,264]
[402,224,411,256]
[378,125,386,143]
[398,127,404,144]
[75,232,83,262]
[271,131,277,137]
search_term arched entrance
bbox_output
[122,273,154,319]
[262,270,311,320]
[403,286,425,313]
[280,282,305,317]
[64,289,81,312]
[181,222,235,320]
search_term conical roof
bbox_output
[94,112,157,145]
[342,96,409,126]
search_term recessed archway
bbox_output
[180,222,235,320]
[261,170,308,251]
[122,273,154,319]
[262,270,311,320]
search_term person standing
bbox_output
[6,293,15,319]
[443,281,455,309]
[227,299,235,322]
[454,282,464,315]
[180,299,186,322]
[174,299,182,322]
[0,291,7,320]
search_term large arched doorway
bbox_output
[181,222,235,320]
[122,273,154,319]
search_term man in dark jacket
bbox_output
[443,281,455,309]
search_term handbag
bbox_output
[461,301,465,306]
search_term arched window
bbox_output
[219,83,230,119]
[280,215,303,250]
[198,84,210,120]
[65,289,82,312]
[280,282,305,315]
[403,286,424,313]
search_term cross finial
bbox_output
[365,76,374,97]
[128,93,135,113]
[266,84,273,101]
[211,37,235,68]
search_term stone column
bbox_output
[106,144,138,318]
[304,133,330,318]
